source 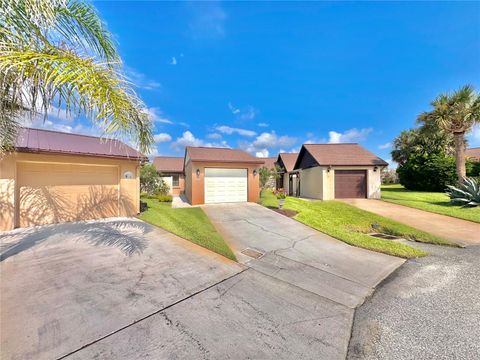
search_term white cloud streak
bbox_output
[328,128,373,143]
[216,125,256,137]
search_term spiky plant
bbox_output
[0,0,153,154]
[446,177,480,207]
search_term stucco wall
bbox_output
[299,167,323,199]
[298,166,381,200]
[160,174,185,196]
[186,161,260,205]
[0,152,141,231]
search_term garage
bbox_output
[334,170,367,199]
[204,168,248,204]
[0,127,147,231]
[17,162,119,228]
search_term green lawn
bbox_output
[139,198,236,261]
[283,197,457,258]
[382,184,480,224]
[259,189,279,208]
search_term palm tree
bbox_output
[418,85,480,182]
[0,0,153,154]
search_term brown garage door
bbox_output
[334,170,367,199]
[17,162,119,228]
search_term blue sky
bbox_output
[36,1,480,165]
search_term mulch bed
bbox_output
[272,208,298,218]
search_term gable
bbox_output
[296,148,319,170]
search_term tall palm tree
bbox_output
[418,85,480,182]
[0,0,153,154]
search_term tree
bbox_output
[259,167,272,189]
[140,163,160,195]
[418,85,480,182]
[0,0,153,154]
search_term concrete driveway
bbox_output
[342,199,480,246]
[0,218,242,360]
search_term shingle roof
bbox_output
[466,148,480,161]
[153,156,184,173]
[278,153,298,172]
[186,146,264,164]
[297,143,388,168]
[259,157,277,169]
[15,127,147,160]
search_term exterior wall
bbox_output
[0,152,141,231]
[323,166,381,200]
[160,173,185,195]
[186,161,260,205]
[283,173,289,192]
[299,167,323,199]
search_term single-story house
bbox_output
[0,127,146,231]
[275,152,299,196]
[258,156,277,188]
[466,147,480,161]
[184,146,264,205]
[152,156,185,195]
[292,143,388,199]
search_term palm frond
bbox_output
[0,48,153,153]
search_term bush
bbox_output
[140,163,161,195]
[397,153,457,191]
[273,189,287,199]
[468,161,480,177]
[157,194,173,202]
[156,179,170,196]
[381,168,399,184]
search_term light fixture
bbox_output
[327,165,332,173]
[373,166,378,172]
[253,169,257,176]
[196,168,200,177]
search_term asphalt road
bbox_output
[348,241,480,360]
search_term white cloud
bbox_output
[125,67,161,90]
[188,2,227,38]
[378,142,391,150]
[328,128,373,144]
[154,133,172,143]
[257,122,269,128]
[240,131,297,155]
[256,149,269,157]
[468,125,480,146]
[216,125,256,137]
[169,57,177,65]
[228,102,240,115]
[207,133,222,139]
[146,107,173,124]
[171,131,230,151]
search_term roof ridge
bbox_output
[21,127,120,142]
[304,143,359,145]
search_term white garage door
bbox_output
[204,168,248,204]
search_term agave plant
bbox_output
[446,177,480,207]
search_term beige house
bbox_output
[0,128,146,231]
[184,147,264,205]
[152,156,185,195]
[292,144,388,199]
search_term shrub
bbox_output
[446,177,480,207]
[140,164,161,195]
[381,168,399,184]
[397,153,457,191]
[468,161,480,177]
[156,179,170,196]
[273,189,287,199]
[157,194,173,202]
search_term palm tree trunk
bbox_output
[453,132,466,183]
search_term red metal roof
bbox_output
[186,146,265,164]
[15,127,147,160]
[297,143,388,168]
[153,156,184,173]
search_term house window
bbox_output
[171,174,179,187]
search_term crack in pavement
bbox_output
[56,269,247,360]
